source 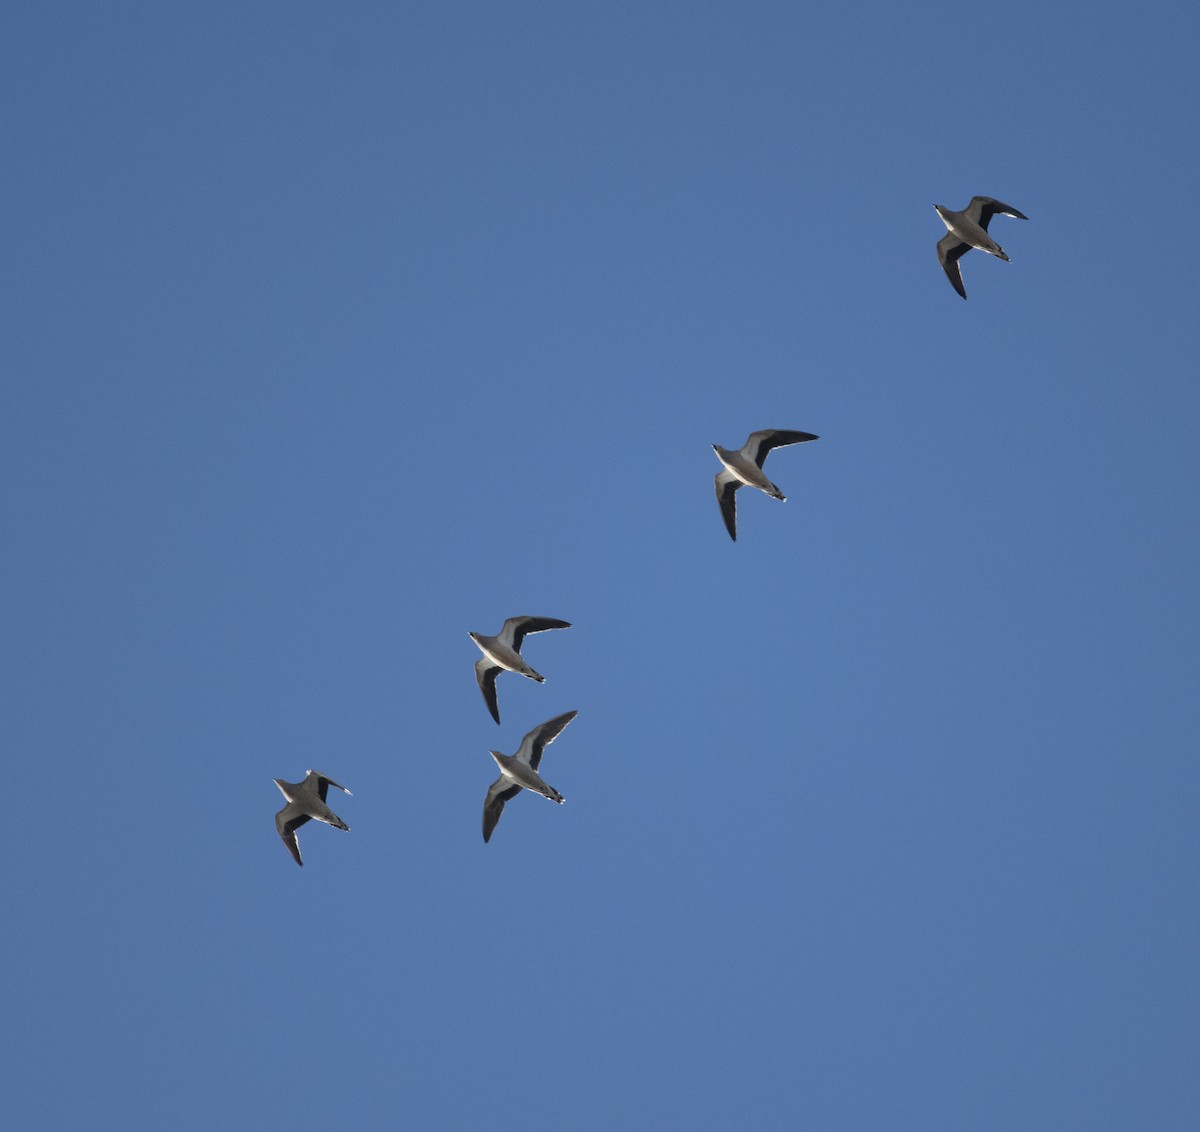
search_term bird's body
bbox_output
[713,443,786,498]
[469,616,571,723]
[273,771,352,867]
[934,196,1028,299]
[489,751,564,803]
[482,710,577,842]
[712,429,819,541]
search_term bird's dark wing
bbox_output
[475,659,502,724]
[745,430,820,468]
[971,196,1028,231]
[275,808,311,867]
[715,472,740,541]
[306,771,350,802]
[503,616,572,652]
[520,710,579,771]
[937,234,970,299]
[483,779,523,843]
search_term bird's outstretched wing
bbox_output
[482,778,523,843]
[968,196,1028,230]
[276,805,312,867]
[515,710,579,771]
[475,658,502,724]
[937,234,970,299]
[744,430,820,469]
[715,471,740,541]
[500,616,572,651]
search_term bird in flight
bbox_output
[712,429,819,541]
[273,770,352,867]
[469,615,571,724]
[934,196,1028,299]
[482,710,578,843]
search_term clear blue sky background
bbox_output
[4,2,1198,1128]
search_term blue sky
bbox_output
[4,2,1199,1128]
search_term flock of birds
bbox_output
[271,195,1030,864]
